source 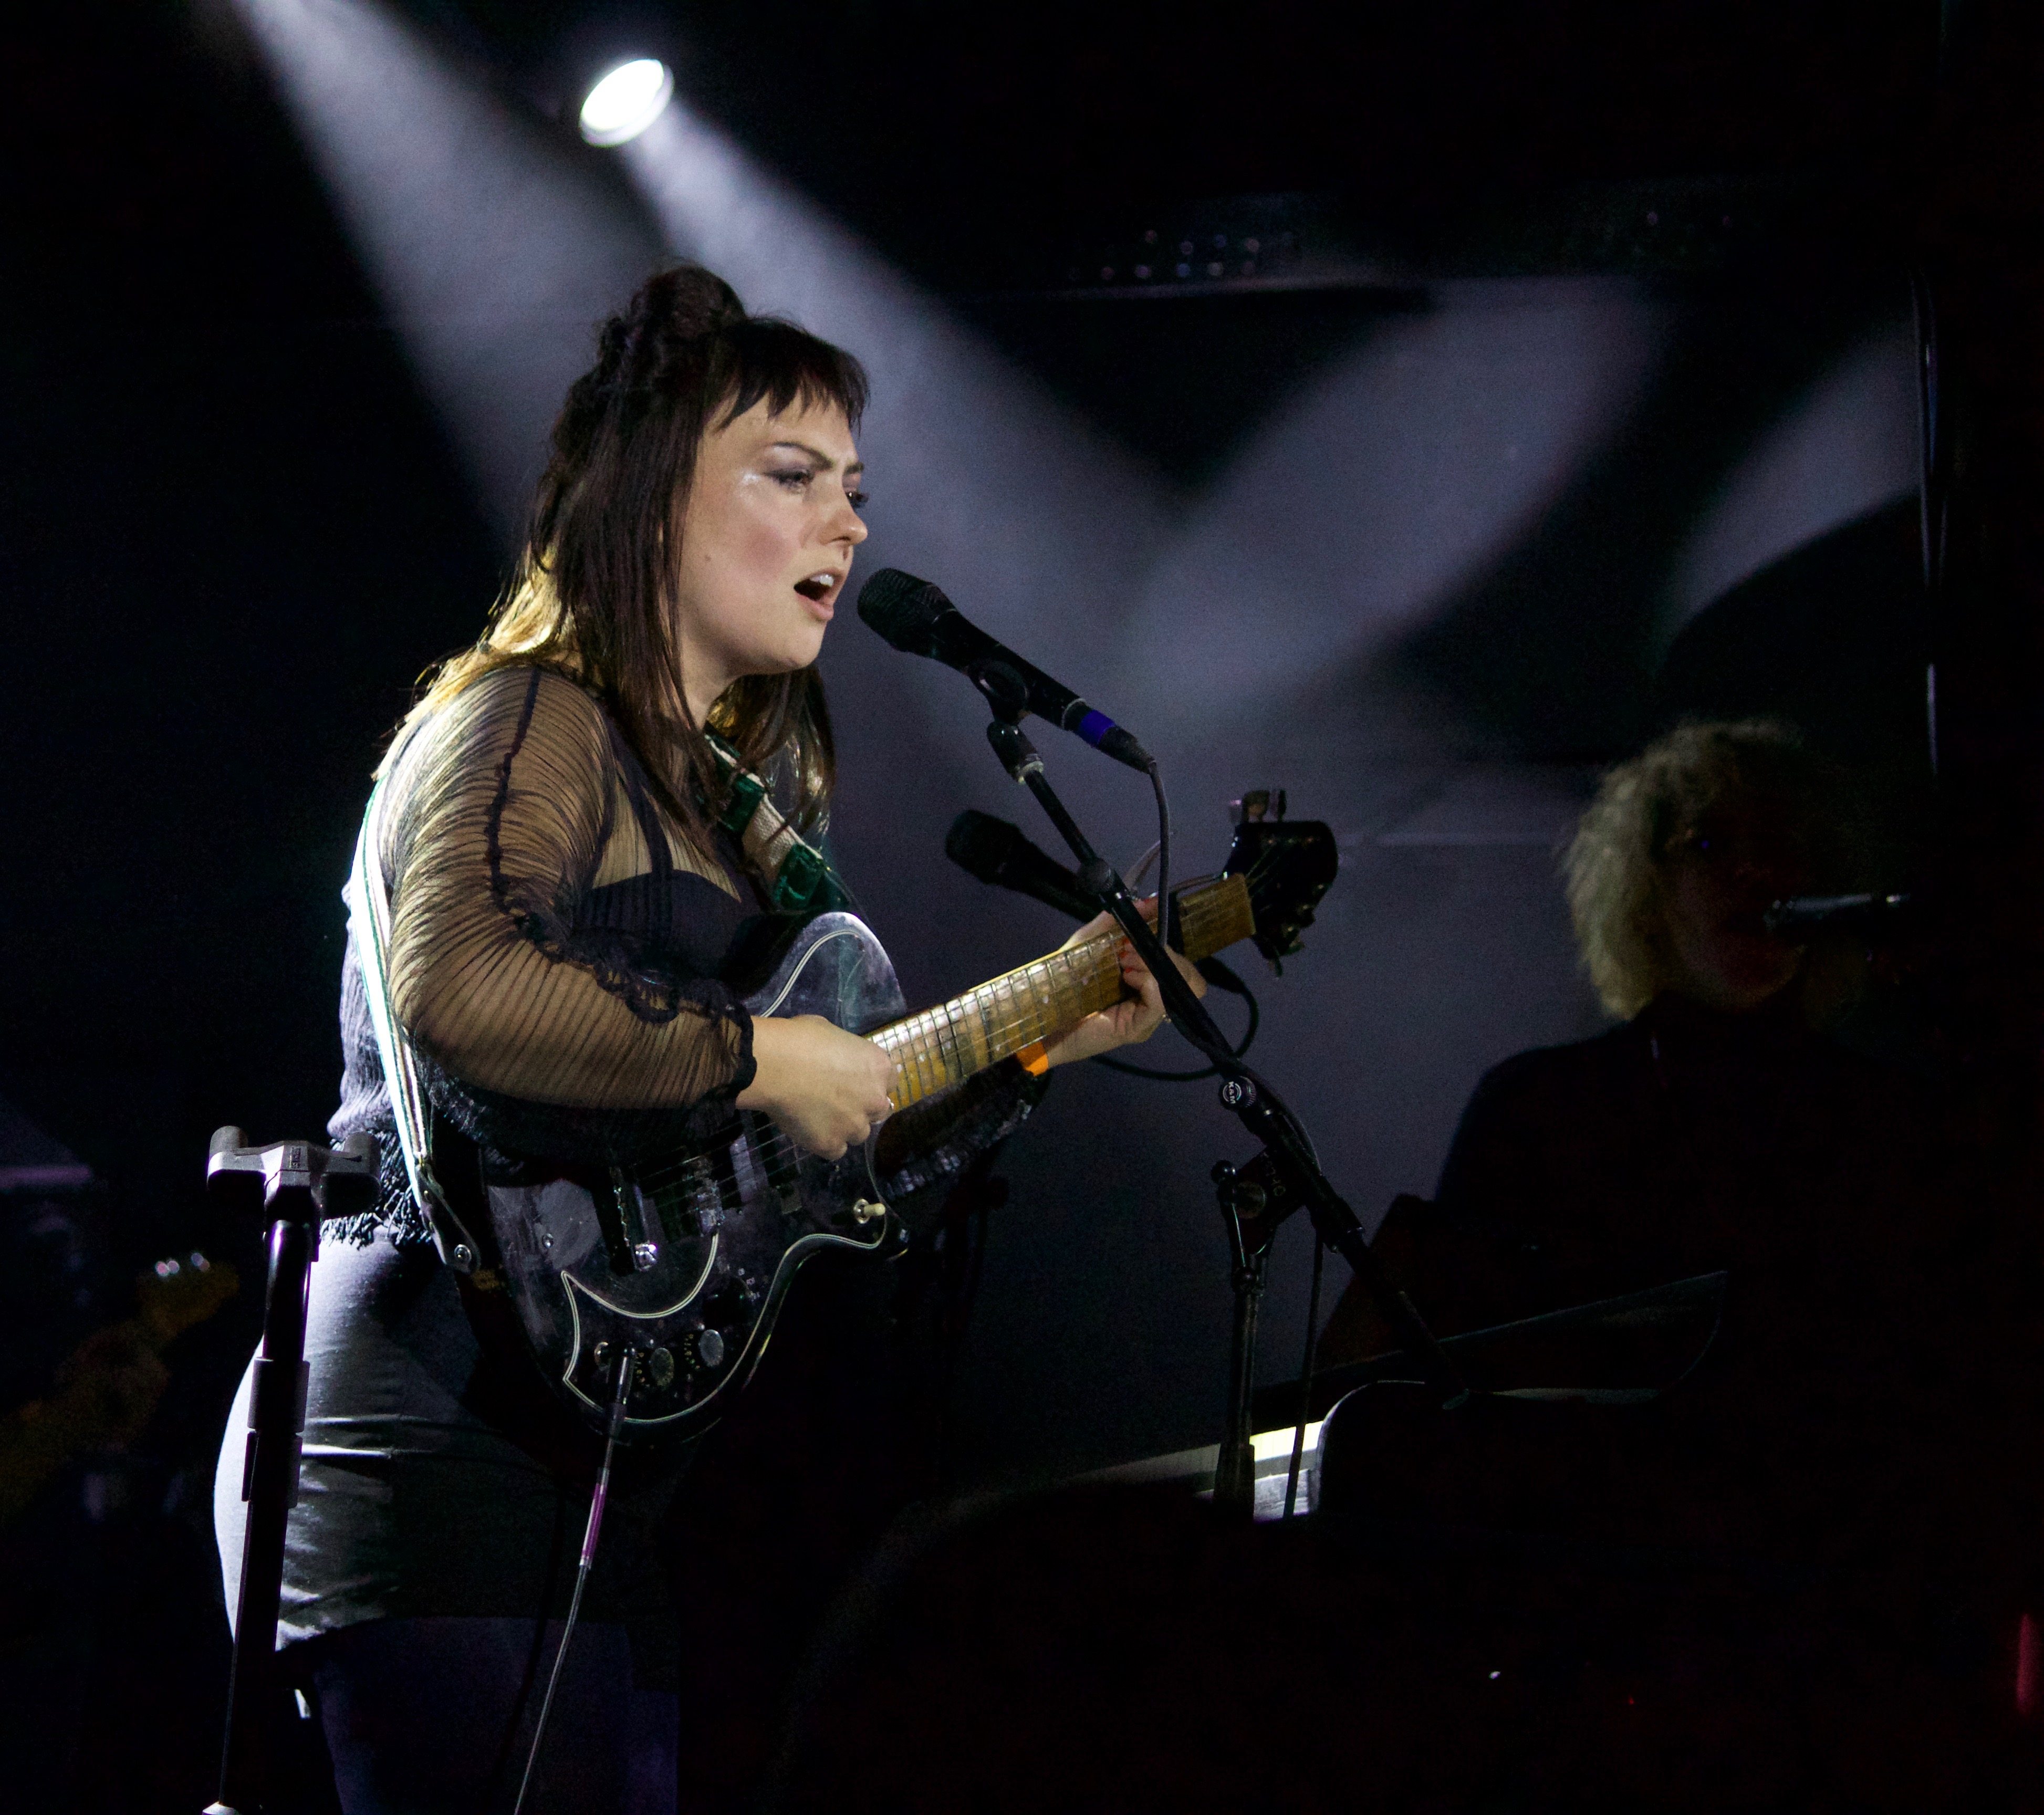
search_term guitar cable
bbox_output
[1100,795,1258,1080]
[511,1351,633,1815]
[1149,758,1171,957]
[1094,758,1271,1081]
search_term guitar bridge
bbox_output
[682,1155,722,1236]
[599,1170,648,1275]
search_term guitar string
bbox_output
[630,883,1252,1195]
[631,947,1193,1197]
[701,943,1097,1185]
[878,870,1248,1105]
[620,874,1259,1195]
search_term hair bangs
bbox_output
[714,319,869,435]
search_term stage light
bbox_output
[579,58,672,146]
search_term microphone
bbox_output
[1763,892,1916,936]
[945,810,1101,920]
[945,809,1248,997]
[857,568,1153,773]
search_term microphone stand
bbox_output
[973,671,1468,1518]
[203,1127,377,1814]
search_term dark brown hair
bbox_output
[407,264,868,848]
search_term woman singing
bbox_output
[214,265,1193,1814]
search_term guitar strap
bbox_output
[701,730,850,914]
[342,731,486,1275]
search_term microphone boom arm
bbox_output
[978,701,1468,1412]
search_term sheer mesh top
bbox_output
[382,664,762,1117]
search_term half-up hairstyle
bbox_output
[404,264,868,850]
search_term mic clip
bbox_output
[968,658,1031,724]
[974,662,1045,781]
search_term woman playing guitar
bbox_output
[212,265,1198,1814]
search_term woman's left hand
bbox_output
[1038,896,1208,1069]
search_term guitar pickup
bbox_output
[741,1111,805,1220]
[672,1156,721,1237]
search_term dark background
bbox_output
[0,1,1965,1805]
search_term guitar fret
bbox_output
[1066,946,1103,1017]
[913,1007,942,1101]
[985,968,1021,1059]
[900,1009,928,1104]
[1049,951,1082,1024]
[1056,945,1094,1024]
[1009,961,1040,1045]
[952,994,976,1079]
[970,980,999,1067]
[1018,958,1057,1048]
[1048,951,1079,1027]
[986,969,1020,1055]
[1059,950,1091,1025]
[885,1015,925,1110]
[933,998,965,1093]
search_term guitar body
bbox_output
[480,911,909,1440]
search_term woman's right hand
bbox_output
[737,1015,897,1160]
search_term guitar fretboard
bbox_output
[874,874,1253,1111]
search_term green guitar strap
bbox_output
[702,731,850,914]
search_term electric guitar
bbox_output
[1,1253,240,1528]
[468,810,1336,1438]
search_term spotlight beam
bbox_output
[614,103,1176,710]
[233,0,665,540]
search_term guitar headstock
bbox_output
[1218,790,1338,966]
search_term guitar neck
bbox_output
[874,873,1253,1111]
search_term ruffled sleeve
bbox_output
[382,667,754,1160]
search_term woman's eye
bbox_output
[847,489,869,509]
[770,468,814,490]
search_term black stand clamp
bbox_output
[203,1127,376,1815]
[975,668,1468,1518]
[1210,1158,1279,1513]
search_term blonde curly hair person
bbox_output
[1563,719,1860,1020]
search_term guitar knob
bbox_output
[701,1279,756,1328]
[643,1345,676,1390]
[690,1327,727,1371]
